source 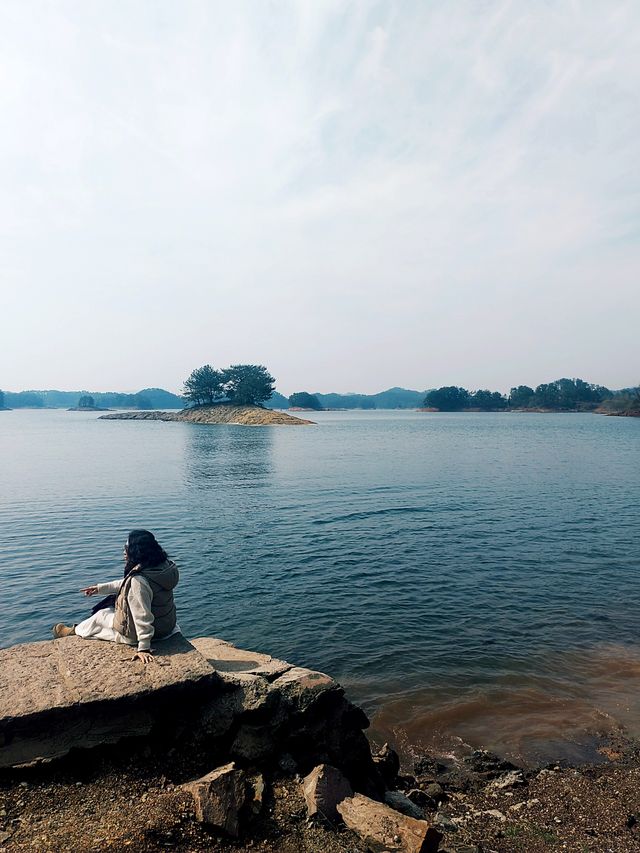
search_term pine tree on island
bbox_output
[224,365,275,406]
[182,366,225,405]
[182,364,276,407]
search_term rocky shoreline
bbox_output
[1,636,639,852]
[99,405,314,426]
[2,736,639,852]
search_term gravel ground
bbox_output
[0,752,366,853]
[1,740,640,852]
[435,763,640,852]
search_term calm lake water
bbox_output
[1,409,639,765]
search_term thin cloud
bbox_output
[0,1,638,393]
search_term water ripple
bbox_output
[1,409,639,761]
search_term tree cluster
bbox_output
[423,378,614,411]
[0,390,155,409]
[2,391,44,408]
[282,389,426,409]
[288,392,323,410]
[424,386,507,411]
[507,378,611,410]
[597,385,640,413]
[183,364,275,407]
[78,395,95,408]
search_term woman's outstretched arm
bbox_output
[80,579,123,596]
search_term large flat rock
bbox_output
[0,635,355,774]
[191,637,292,680]
[0,634,214,721]
[0,634,216,768]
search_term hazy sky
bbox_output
[1,1,638,395]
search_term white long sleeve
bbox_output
[127,576,155,651]
[95,578,124,594]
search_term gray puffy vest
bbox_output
[113,559,179,641]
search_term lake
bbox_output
[1,408,639,765]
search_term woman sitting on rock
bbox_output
[53,529,180,664]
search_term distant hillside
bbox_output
[137,388,184,409]
[371,387,427,408]
[264,391,289,409]
[313,387,427,409]
[4,388,184,409]
[4,391,45,408]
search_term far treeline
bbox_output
[422,379,640,412]
[0,388,184,410]
[1,374,638,414]
[287,379,640,413]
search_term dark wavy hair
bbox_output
[124,529,168,574]
[91,530,169,615]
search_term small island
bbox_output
[67,394,110,412]
[100,404,314,426]
[100,364,315,426]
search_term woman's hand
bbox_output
[80,586,99,596]
[131,651,155,664]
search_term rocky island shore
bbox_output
[2,635,640,852]
[99,405,314,426]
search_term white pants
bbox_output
[75,606,135,645]
[75,607,181,645]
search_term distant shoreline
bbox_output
[2,404,638,417]
[67,406,111,412]
[417,406,639,415]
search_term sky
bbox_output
[1,1,638,396]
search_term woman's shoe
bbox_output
[52,623,76,638]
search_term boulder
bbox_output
[385,790,425,820]
[303,764,353,823]
[407,789,432,808]
[183,762,246,836]
[270,666,340,714]
[337,793,442,853]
